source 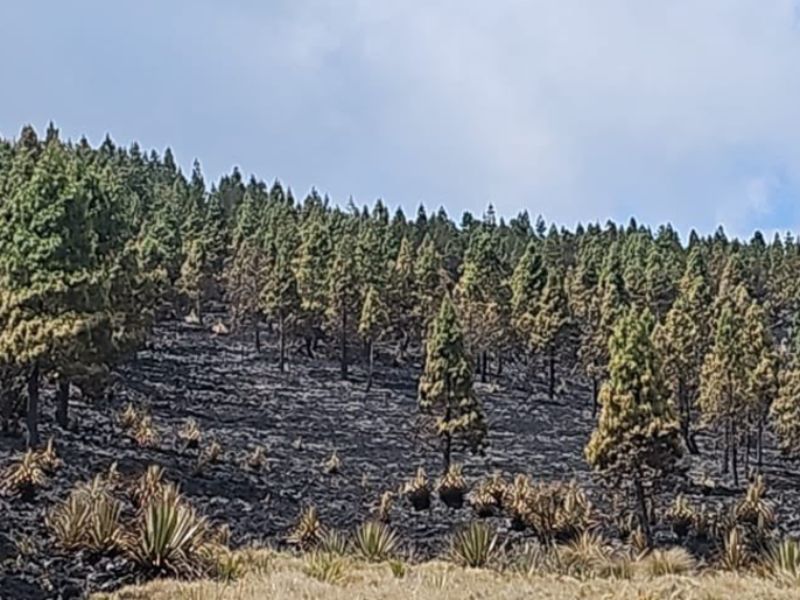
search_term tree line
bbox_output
[2,125,800,529]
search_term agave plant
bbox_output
[318,529,349,555]
[2,450,47,500]
[288,506,324,550]
[351,521,399,562]
[129,488,211,575]
[132,465,165,509]
[403,467,431,511]
[449,521,497,568]
[437,464,467,509]
[177,418,202,449]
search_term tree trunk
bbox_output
[548,345,555,399]
[55,378,69,429]
[278,315,286,373]
[496,352,503,377]
[27,363,39,448]
[254,322,261,353]
[744,428,751,475]
[757,413,764,470]
[592,377,598,417]
[195,297,202,325]
[731,418,739,487]
[443,399,452,471]
[340,307,348,379]
[634,474,651,546]
[480,351,488,383]
[679,379,699,455]
[366,339,374,391]
[722,419,730,475]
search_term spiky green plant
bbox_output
[720,527,748,571]
[87,491,123,552]
[375,491,394,523]
[735,475,775,532]
[118,403,140,429]
[351,521,399,562]
[46,490,92,550]
[665,494,695,539]
[557,531,610,578]
[133,415,159,447]
[128,488,211,575]
[765,539,800,581]
[318,529,348,556]
[469,487,498,518]
[437,463,467,507]
[449,521,497,568]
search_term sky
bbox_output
[2,1,800,239]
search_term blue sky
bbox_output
[3,1,800,239]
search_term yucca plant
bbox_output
[304,551,348,584]
[639,547,695,576]
[765,539,800,581]
[735,475,775,533]
[403,467,431,511]
[118,403,140,429]
[351,521,399,562]
[133,415,159,447]
[132,465,165,509]
[87,491,123,553]
[375,491,394,523]
[323,450,341,475]
[288,506,324,550]
[437,463,467,509]
[128,488,211,576]
[469,487,497,518]
[719,527,748,571]
[503,474,533,531]
[245,446,268,472]
[47,490,92,550]
[2,450,47,500]
[665,494,695,540]
[557,531,610,578]
[36,437,63,475]
[318,529,349,555]
[177,418,202,449]
[449,521,497,568]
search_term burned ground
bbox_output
[2,316,800,598]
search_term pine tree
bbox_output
[698,284,750,486]
[772,322,800,455]
[225,238,264,350]
[585,306,682,543]
[326,230,359,378]
[419,295,487,470]
[509,240,546,359]
[358,285,387,390]
[652,246,711,454]
[387,236,417,357]
[262,242,301,372]
[414,233,446,339]
[294,213,331,356]
[177,238,211,323]
[531,264,569,398]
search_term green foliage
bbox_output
[351,521,399,562]
[449,521,497,568]
[419,296,487,468]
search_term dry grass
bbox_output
[93,550,800,600]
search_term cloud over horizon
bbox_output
[2,0,800,239]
